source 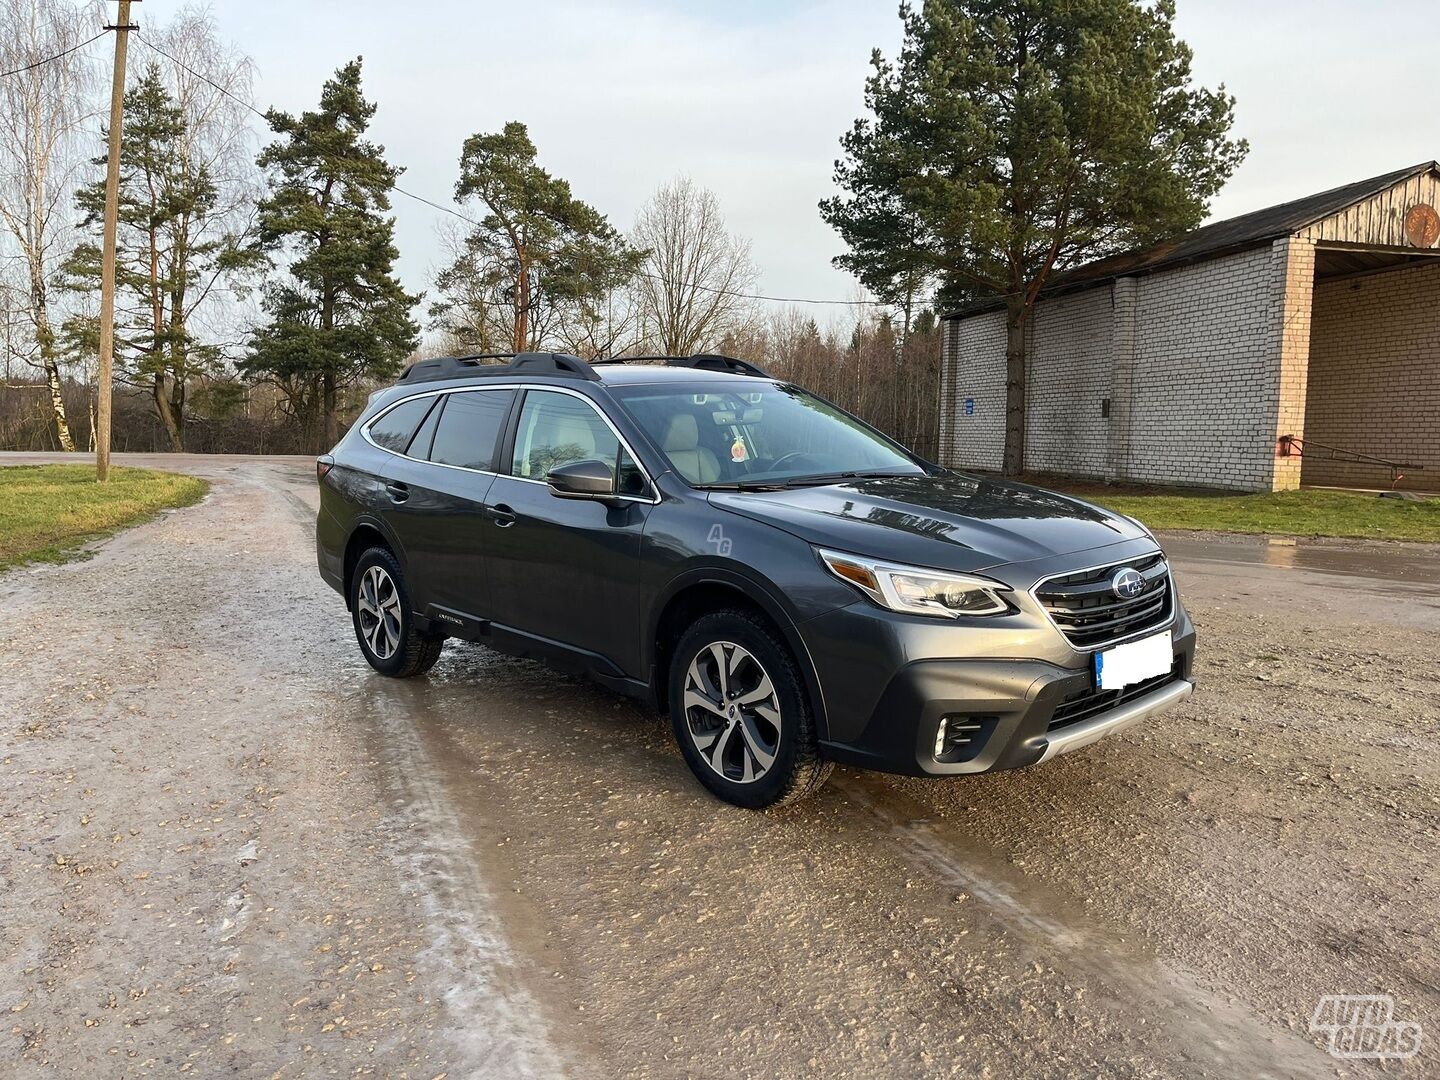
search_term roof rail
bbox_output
[590,353,771,378]
[671,354,770,378]
[508,351,600,380]
[397,351,599,385]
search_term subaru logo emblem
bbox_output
[1111,567,1145,600]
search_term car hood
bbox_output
[708,473,1147,573]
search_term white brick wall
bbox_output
[1122,244,1291,490]
[940,243,1297,491]
[938,309,1007,472]
[1302,260,1440,488]
[1025,288,1113,476]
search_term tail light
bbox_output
[316,456,334,482]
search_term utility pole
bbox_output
[96,0,137,482]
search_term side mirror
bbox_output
[547,459,617,500]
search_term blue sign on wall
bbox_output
[964,397,975,416]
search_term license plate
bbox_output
[1094,631,1172,690]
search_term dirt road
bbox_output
[1,454,1435,1078]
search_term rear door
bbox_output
[366,388,515,626]
[484,388,655,677]
[409,388,516,623]
[363,392,444,583]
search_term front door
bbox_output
[484,388,653,678]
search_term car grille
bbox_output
[1048,659,1184,732]
[1033,552,1173,650]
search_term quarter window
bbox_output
[429,389,515,471]
[366,396,435,454]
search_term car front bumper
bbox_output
[804,597,1197,777]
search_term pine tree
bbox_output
[62,64,254,451]
[820,0,1247,475]
[244,59,418,449]
[434,121,641,353]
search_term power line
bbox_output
[0,29,111,80]
[135,29,891,311]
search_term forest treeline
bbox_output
[0,2,939,459]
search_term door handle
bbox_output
[486,502,517,527]
[385,481,410,503]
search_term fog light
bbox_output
[934,714,997,763]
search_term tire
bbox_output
[350,546,444,678]
[669,609,832,809]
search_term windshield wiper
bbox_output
[697,470,919,492]
[695,479,789,492]
[778,470,918,487]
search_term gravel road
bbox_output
[1,454,1435,1078]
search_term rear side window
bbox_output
[429,389,514,471]
[367,396,434,454]
[408,396,444,460]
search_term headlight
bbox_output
[817,549,1011,618]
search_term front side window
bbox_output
[511,391,621,479]
[612,382,922,486]
[429,389,514,471]
[366,396,435,454]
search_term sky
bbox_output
[125,0,1440,318]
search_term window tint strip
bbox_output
[406,395,444,459]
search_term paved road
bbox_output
[1,453,1436,1077]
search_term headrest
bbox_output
[662,413,700,451]
[551,417,596,458]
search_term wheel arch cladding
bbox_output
[650,574,829,738]
[343,523,393,609]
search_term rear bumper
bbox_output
[811,602,1197,777]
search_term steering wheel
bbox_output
[769,451,824,474]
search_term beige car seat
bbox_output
[661,413,721,483]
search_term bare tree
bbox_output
[633,176,759,356]
[550,281,644,360]
[427,219,508,354]
[0,0,103,451]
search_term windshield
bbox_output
[612,382,925,488]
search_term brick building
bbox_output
[938,163,1440,491]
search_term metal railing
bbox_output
[1278,435,1424,489]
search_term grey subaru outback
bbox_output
[316,351,1195,808]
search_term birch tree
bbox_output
[0,0,103,451]
[62,9,259,451]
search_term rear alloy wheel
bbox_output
[670,610,832,809]
[350,546,444,678]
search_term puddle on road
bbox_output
[839,773,1338,1080]
[1165,534,1440,595]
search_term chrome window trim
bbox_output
[1028,551,1176,654]
[360,382,660,505]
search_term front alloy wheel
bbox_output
[668,610,832,808]
[683,641,782,784]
